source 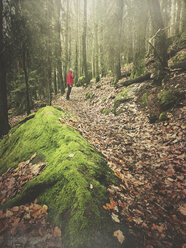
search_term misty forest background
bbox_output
[0,0,186,136]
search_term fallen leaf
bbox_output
[54,226,61,237]
[6,210,13,218]
[179,203,186,216]
[113,230,125,244]
[111,213,120,223]
[69,154,75,158]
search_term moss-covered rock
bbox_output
[77,76,86,87]
[113,87,134,115]
[0,106,124,248]
[159,112,168,122]
[157,89,184,110]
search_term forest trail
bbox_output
[53,80,185,248]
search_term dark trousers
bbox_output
[66,85,72,100]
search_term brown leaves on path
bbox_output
[53,80,185,248]
[0,155,63,248]
[0,153,47,205]
[0,201,63,248]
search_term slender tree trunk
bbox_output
[23,49,31,115]
[74,0,79,84]
[82,0,88,80]
[115,0,123,82]
[100,0,105,77]
[148,0,168,69]
[64,0,69,83]
[56,0,64,94]
[0,0,10,135]
[180,0,186,34]
[54,68,57,95]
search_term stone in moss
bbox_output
[0,106,125,248]
[159,112,168,121]
[158,90,183,110]
[113,88,131,115]
[149,114,158,123]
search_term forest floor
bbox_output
[52,75,185,248]
[2,71,185,248]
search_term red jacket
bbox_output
[67,71,73,86]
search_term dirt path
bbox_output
[53,81,186,248]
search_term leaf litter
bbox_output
[0,154,63,248]
[53,77,186,248]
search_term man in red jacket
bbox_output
[66,68,73,100]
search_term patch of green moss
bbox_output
[102,108,111,115]
[85,92,95,100]
[0,106,121,248]
[102,97,107,102]
[173,53,186,64]
[141,92,149,107]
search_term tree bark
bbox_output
[148,0,168,69]
[118,72,151,87]
[56,0,64,95]
[82,0,88,80]
[114,0,123,82]
[23,49,31,115]
[0,0,9,136]
[75,0,79,84]
[54,68,57,95]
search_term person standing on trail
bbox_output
[66,68,73,100]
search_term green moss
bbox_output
[102,108,111,115]
[173,53,186,63]
[0,106,120,248]
[142,92,149,107]
[102,97,107,102]
[85,92,95,100]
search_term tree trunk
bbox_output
[54,68,57,95]
[23,49,31,115]
[0,0,10,136]
[114,0,123,83]
[82,0,88,80]
[64,0,69,83]
[75,0,79,84]
[56,0,64,95]
[148,0,168,69]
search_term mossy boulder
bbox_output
[158,89,184,110]
[113,87,134,115]
[0,106,125,248]
[76,76,86,87]
[159,112,168,122]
